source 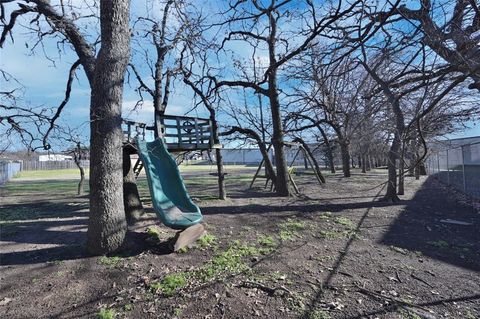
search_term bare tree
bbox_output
[358,44,468,201]
[128,0,202,136]
[1,0,131,254]
[375,0,480,91]
[288,53,381,178]
[59,126,89,196]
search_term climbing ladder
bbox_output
[133,158,143,178]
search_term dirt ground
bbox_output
[0,168,479,319]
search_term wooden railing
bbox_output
[122,115,214,151]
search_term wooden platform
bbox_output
[123,115,219,152]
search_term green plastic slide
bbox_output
[136,138,203,229]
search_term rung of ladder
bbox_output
[133,159,143,178]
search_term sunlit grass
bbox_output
[14,169,88,180]
[4,180,81,195]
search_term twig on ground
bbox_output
[395,270,402,283]
[237,281,292,296]
[353,283,432,313]
[411,272,434,288]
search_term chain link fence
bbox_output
[426,141,480,199]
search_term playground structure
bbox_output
[250,141,325,193]
[122,114,326,250]
[123,115,218,151]
[122,115,219,251]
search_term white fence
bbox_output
[220,146,339,168]
[426,141,480,199]
[0,162,22,185]
[21,160,90,171]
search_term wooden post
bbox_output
[194,118,200,148]
[176,117,182,148]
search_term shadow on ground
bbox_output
[301,176,480,319]
[0,215,172,266]
[380,176,480,272]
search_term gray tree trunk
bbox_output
[294,137,325,184]
[123,148,144,224]
[73,149,85,196]
[215,148,227,200]
[87,0,131,255]
[361,154,367,173]
[398,154,405,195]
[77,166,85,195]
[414,154,421,180]
[267,11,289,196]
[318,126,335,173]
[267,70,288,195]
[268,80,289,195]
[339,141,351,177]
[384,134,401,202]
[211,116,227,200]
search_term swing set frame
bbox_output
[249,142,324,194]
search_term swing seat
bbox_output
[208,172,229,176]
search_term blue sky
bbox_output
[1,0,479,152]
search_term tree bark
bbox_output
[317,125,335,173]
[270,94,289,195]
[72,147,85,196]
[123,147,144,224]
[339,141,351,177]
[215,148,227,200]
[267,10,289,196]
[211,116,226,200]
[293,138,325,184]
[414,154,421,180]
[77,166,85,196]
[87,0,131,255]
[77,165,85,195]
[384,134,401,202]
[361,154,367,173]
[398,153,405,195]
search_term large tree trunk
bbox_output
[328,153,336,173]
[220,126,276,187]
[87,0,131,255]
[259,142,277,186]
[123,148,144,224]
[361,154,367,173]
[267,12,289,196]
[384,134,401,202]
[293,138,325,184]
[339,141,351,177]
[211,116,226,200]
[398,154,405,195]
[270,101,289,195]
[215,148,227,200]
[414,153,421,180]
[73,149,85,196]
[268,75,289,195]
[317,125,335,173]
[77,165,85,195]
